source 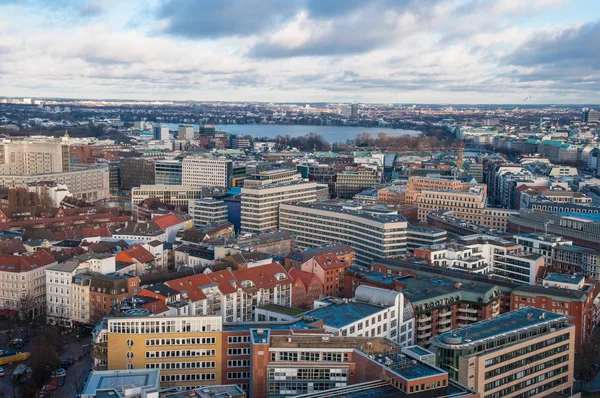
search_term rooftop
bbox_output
[282,201,407,224]
[304,300,388,329]
[433,308,565,348]
[82,369,160,396]
[544,272,585,285]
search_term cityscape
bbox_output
[1,1,600,398]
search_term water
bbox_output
[165,123,419,143]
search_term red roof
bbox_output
[0,250,55,273]
[313,253,346,270]
[289,268,320,288]
[116,244,155,264]
[153,214,184,231]
[165,269,238,302]
[233,262,291,291]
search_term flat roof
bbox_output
[82,369,160,395]
[434,308,564,347]
[305,301,386,329]
[260,303,306,317]
[282,201,407,224]
[544,273,585,285]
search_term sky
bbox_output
[1,0,599,104]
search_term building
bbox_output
[514,233,573,267]
[289,268,323,309]
[0,164,110,201]
[335,168,378,199]
[406,226,447,251]
[131,185,207,214]
[430,308,574,398]
[0,139,70,175]
[120,158,155,191]
[182,156,233,188]
[299,253,348,297]
[154,124,170,141]
[189,199,228,228]
[89,274,140,323]
[583,109,600,123]
[279,202,408,266]
[155,160,182,185]
[241,180,317,233]
[350,102,359,118]
[178,125,195,140]
[417,186,486,223]
[285,245,355,270]
[0,250,57,318]
[81,369,161,398]
[552,244,600,280]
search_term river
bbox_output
[165,123,420,144]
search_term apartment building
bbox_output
[514,233,573,267]
[0,250,57,318]
[182,156,233,188]
[552,244,600,280]
[407,176,481,193]
[279,202,408,267]
[131,185,206,213]
[511,274,598,350]
[0,139,70,175]
[188,199,228,228]
[72,274,92,324]
[89,274,141,324]
[406,226,447,251]
[431,308,574,398]
[414,235,544,285]
[241,180,317,233]
[299,253,348,297]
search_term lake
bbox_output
[165,123,420,143]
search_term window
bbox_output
[126,339,134,347]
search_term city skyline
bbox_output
[1,0,600,104]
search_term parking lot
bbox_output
[0,324,93,398]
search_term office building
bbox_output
[108,161,120,193]
[552,244,600,280]
[406,226,447,251]
[0,164,110,201]
[583,109,600,123]
[81,369,161,398]
[514,233,573,267]
[241,180,317,233]
[335,168,379,199]
[131,185,206,213]
[182,156,233,188]
[279,202,408,266]
[154,124,170,141]
[350,102,359,118]
[155,160,182,185]
[120,158,155,190]
[178,125,195,140]
[431,308,574,398]
[189,199,228,228]
[0,139,70,175]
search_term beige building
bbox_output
[408,176,485,193]
[182,156,232,188]
[131,185,206,213]
[0,164,109,201]
[0,250,57,318]
[431,308,574,398]
[417,187,487,222]
[241,180,317,233]
[71,274,92,324]
[0,140,70,175]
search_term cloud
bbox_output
[156,0,299,38]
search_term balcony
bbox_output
[459,308,478,314]
[417,331,431,339]
[417,324,431,331]
[438,310,452,317]
[438,317,452,325]
[458,315,478,322]
[418,315,432,322]
[438,326,452,333]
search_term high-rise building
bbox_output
[182,156,233,188]
[189,198,228,228]
[241,179,317,234]
[154,160,182,185]
[153,124,170,141]
[431,308,574,398]
[279,202,408,266]
[583,109,600,123]
[350,102,359,118]
[120,158,155,190]
[178,125,195,140]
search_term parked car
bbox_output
[10,338,24,348]
[0,367,5,376]
[49,369,66,378]
[59,358,74,369]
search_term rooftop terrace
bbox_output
[305,301,388,329]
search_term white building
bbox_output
[178,125,195,140]
[241,180,317,233]
[131,185,206,214]
[153,124,170,141]
[279,202,408,266]
[188,198,228,228]
[182,156,232,188]
[514,233,573,267]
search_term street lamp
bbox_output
[544,220,554,235]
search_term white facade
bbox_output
[131,185,205,213]
[241,180,317,233]
[46,262,80,326]
[178,125,195,140]
[188,199,228,228]
[181,156,232,188]
[279,202,408,266]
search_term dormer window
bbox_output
[275,273,287,281]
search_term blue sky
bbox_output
[1,0,599,104]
